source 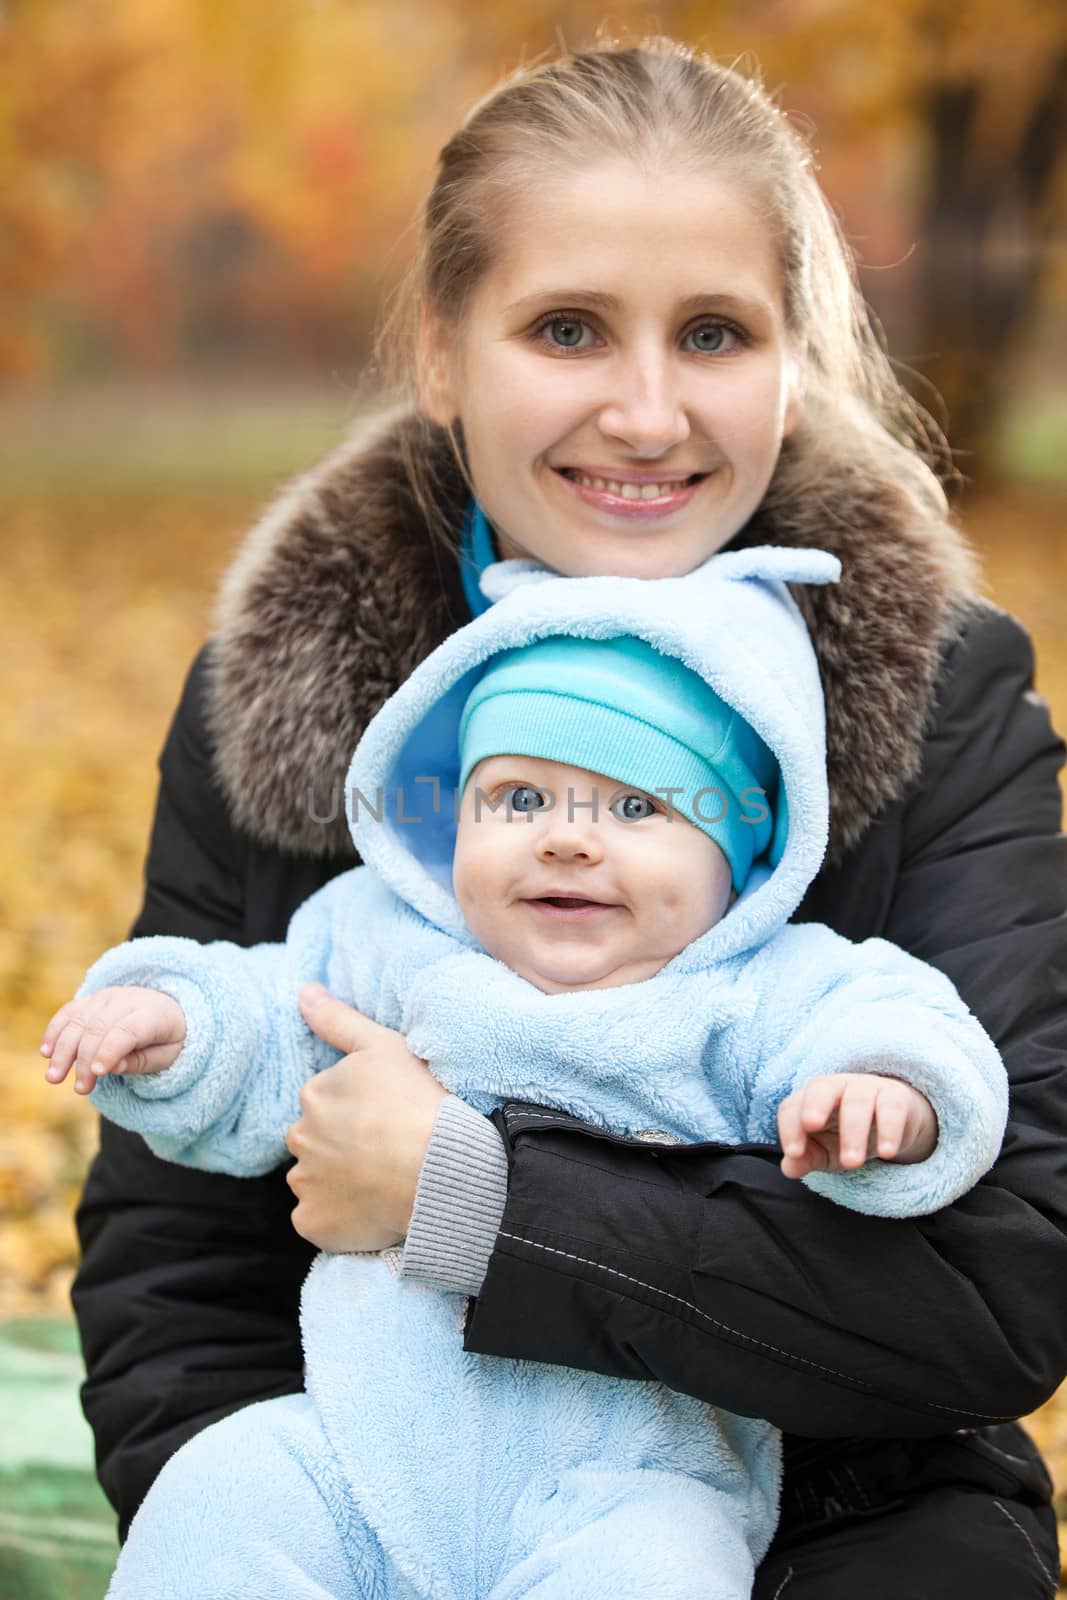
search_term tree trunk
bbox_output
[913,52,1067,484]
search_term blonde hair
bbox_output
[374,36,955,554]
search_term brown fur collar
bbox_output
[206,410,979,863]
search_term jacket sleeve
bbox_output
[80,931,331,1175]
[463,606,1067,1435]
[739,926,1007,1217]
[71,649,319,1537]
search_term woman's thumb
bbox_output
[298,983,372,1054]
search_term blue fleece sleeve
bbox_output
[78,868,373,1176]
[740,924,1009,1217]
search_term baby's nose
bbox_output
[535,826,604,863]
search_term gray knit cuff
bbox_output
[400,1095,509,1296]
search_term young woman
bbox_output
[72,39,1067,1597]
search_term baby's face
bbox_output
[452,755,732,994]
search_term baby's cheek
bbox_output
[657,882,721,943]
[453,859,502,935]
[636,892,693,954]
[452,827,486,905]
[453,871,480,914]
[648,876,690,915]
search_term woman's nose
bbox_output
[597,347,691,456]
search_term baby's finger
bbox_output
[780,1141,818,1180]
[40,1004,75,1057]
[43,1055,72,1085]
[44,1020,86,1084]
[73,1017,112,1074]
[121,1042,178,1075]
[74,1061,105,1096]
[797,1076,842,1135]
[837,1078,879,1168]
[87,1022,140,1077]
[777,1094,808,1159]
[873,1086,909,1160]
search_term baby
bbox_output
[44,548,1007,1600]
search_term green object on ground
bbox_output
[0,1320,117,1600]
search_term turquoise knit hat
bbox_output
[458,635,781,892]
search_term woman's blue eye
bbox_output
[612,793,657,822]
[544,318,588,349]
[537,316,740,354]
[686,323,737,354]
[508,785,547,812]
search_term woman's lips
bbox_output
[555,467,707,520]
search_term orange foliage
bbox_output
[4,0,1064,379]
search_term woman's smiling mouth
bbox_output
[555,467,709,518]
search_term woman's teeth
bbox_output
[567,472,693,500]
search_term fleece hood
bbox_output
[205,411,979,865]
[345,545,840,968]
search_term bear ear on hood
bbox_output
[478,560,557,605]
[690,547,842,591]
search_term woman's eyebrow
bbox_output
[504,288,773,320]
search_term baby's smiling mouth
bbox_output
[524,894,622,918]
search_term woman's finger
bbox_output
[298,984,381,1055]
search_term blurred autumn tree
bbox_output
[1,0,466,374]
[1,0,1065,457]
[916,34,1066,462]
[736,0,1067,472]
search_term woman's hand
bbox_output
[285,983,449,1254]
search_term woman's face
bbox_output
[421,159,800,579]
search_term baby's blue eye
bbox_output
[612,793,657,822]
[508,785,547,812]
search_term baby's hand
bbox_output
[777,1072,937,1180]
[40,986,187,1096]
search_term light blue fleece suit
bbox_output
[86,548,1008,1600]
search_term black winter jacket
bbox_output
[72,419,1067,1544]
